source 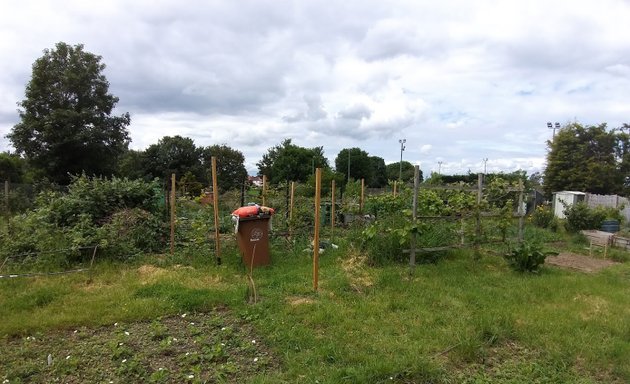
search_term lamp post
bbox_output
[437,161,443,175]
[398,138,406,181]
[547,122,560,138]
[482,158,488,174]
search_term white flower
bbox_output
[189,322,195,325]
[221,327,226,331]
[73,330,78,334]
[185,352,190,356]
[173,338,178,342]
[66,355,71,360]
[114,323,118,326]
[253,357,258,362]
[122,359,127,363]
[221,343,225,346]
[251,340,256,344]
[3,379,9,383]
[188,374,194,379]
[118,342,124,346]
[159,367,164,371]
[181,313,187,318]
[124,331,130,336]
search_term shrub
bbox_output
[564,202,606,232]
[504,241,557,273]
[532,205,555,228]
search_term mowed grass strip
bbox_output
[1,239,629,383]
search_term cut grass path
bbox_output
[1,240,629,383]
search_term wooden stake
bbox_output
[313,168,322,291]
[360,178,365,213]
[211,157,221,264]
[331,179,336,241]
[290,181,295,220]
[410,165,420,271]
[393,181,397,197]
[170,173,176,255]
[517,180,524,243]
[262,175,267,207]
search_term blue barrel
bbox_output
[601,219,620,233]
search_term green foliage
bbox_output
[335,147,371,182]
[0,175,166,263]
[202,144,247,192]
[564,202,607,232]
[8,42,130,184]
[504,241,557,272]
[385,160,420,182]
[545,122,623,195]
[257,139,329,184]
[142,135,204,185]
[531,205,555,229]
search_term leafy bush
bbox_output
[532,205,555,229]
[564,202,606,232]
[0,176,167,264]
[504,241,557,273]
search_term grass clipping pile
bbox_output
[1,310,278,383]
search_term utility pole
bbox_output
[398,138,406,181]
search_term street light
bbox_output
[398,139,406,181]
[547,122,560,138]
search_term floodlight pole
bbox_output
[547,122,560,138]
[437,161,443,174]
[483,158,488,174]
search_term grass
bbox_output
[1,234,630,383]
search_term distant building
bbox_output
[248,176,263,187]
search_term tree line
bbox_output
[3,42,630,197]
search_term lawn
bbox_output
[1,235,629,383]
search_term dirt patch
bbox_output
[546,252,620,273]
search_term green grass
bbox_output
[1,235,630,383]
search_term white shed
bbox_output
[552,191,586,219]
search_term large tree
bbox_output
[368,156,388,187]
[544,122,621,195]
[335,148,371,182]
[7,42,130,184]
[386,161,419,183]
[142,135,204,183]
[202,144,247,192]
[257,139,329,184]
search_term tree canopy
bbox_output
[257,139,329,184]
[202,144,247,192]
[544,122,624,195]
[335,148,371,182]
[386,161,419,183]
[7,42,130,184]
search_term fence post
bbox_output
[331,179,336,241]
[170,173,176,255]
[211,157,221,264]
[360,178,365,213]
[393,181,397,197]
[518,180,524,243]
[410,165,420,272]
[262,175,267,207]
[313,168,322,291]
[240,180,246,207]
[475,173,483,254]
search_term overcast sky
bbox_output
[2,0,630,176]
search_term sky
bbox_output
[2,0,630,177]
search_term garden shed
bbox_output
[552,191,586,219]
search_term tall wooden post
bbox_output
[331,179,336,240]
[410,166,420,272]
[475,173,483,250]
[393,181,397,197]
[360,178,365,213]
[170,173,176,255]
[262,175,267,207]
[313,168,322,291]
[517,180,525,243]
[211,157,221,264]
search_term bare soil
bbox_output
[545,252,620,273]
